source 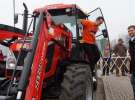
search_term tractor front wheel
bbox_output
[59,63,93,100]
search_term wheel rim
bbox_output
[86,77,93,100]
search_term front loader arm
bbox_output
[16,13,47,100]
[24,22,48,100]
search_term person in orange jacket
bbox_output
[80,16,104,74]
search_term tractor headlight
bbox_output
[9,62,16,68]
[7,58,16,69]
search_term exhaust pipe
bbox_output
[22,3,28,34]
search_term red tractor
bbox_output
[0,3,109,100]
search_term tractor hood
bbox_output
[0,24,24,40]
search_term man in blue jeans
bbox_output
[128,25,135,100]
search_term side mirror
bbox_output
[102,29,108,38]
[14,14,18,24]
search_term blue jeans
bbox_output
[131,75,135,100]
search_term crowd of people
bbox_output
[101,25,135,100]
[79,16,135,100]
[74,15,135,99]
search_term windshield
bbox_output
[33,11,83,39]
[52,15,77,38]
[64,23,76,38]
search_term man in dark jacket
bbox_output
[128,25,135,100]
[113,38,128,76]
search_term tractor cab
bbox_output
[34,4,89,61]
[44,4,87,38]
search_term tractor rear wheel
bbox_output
[59,63,93,100]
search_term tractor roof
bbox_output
[34,4,88,18]
[45,4,75,10]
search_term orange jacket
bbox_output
[80,19,98,44]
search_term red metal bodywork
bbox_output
[0,31,33,55]
[0,26,30,52]
[0,30,24,40]
[10,37,32,51]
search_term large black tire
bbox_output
[59,63,93,100]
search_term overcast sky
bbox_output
[0,0,135,40]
